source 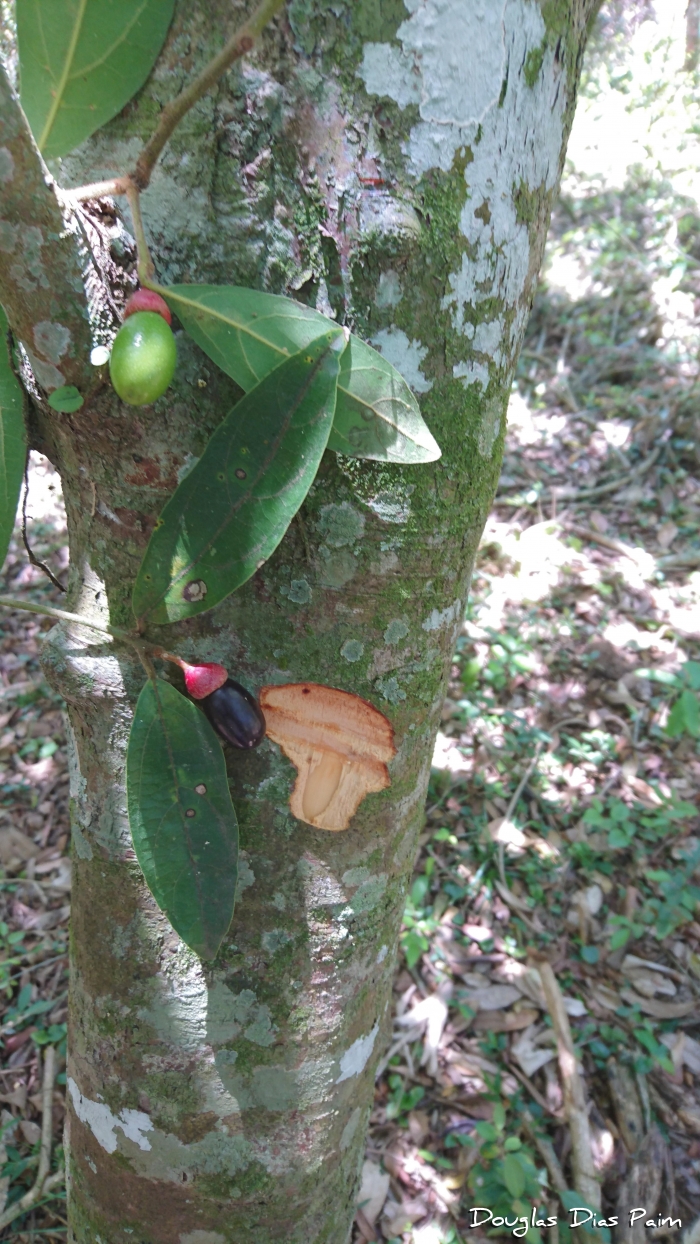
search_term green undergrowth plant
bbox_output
[640,660,700,739]
[0,920,26,997]
[0,0,444,961]
[581,796,700,946]
[449,1095,554,1244]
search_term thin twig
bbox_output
[133,0,286,190]
[0,594,129,642]
[0,595,160,664]
[497,741,543,888]
[61,176,129,203]
[125,180,155,284]
[21,458,65,593]
[537,960,601,1210]
[564,523,647,565]
[505,1059,564,1119]
[64,0,285,204]
[550,444,661,502]
[0,1046,57,1231]
[521,1107,569,1195]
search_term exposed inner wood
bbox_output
[302,750,344,820]
[260,682,396,831]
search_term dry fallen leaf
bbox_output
[0,827,39,866]
[461,984,521,1011]
[511,1024,556,1077]
[356,1159,390,1227]
[620,987,697,1019]
[259,682,396,831]
[657,519,678,550]
[660,1031,700,1075]
[472,1007,539,1033]
[622,969,676,999]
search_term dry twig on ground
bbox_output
[537,960,601,1210]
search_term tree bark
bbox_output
[686,0,700,72]
[1,1,599,1241]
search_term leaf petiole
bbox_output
[0,594,154,661]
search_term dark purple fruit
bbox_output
[201,678,266,749]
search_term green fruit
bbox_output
[109,311,176,406]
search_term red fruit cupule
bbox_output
[124,288,172,326]
[157,651,228,699]
[182,662,228,700]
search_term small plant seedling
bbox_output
[109,310,177,405]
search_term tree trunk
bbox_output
[2,1,599,1240]
[687,0,700,71]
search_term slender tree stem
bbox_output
[65,0,286,206]
[133,0,286,190]
[59,0,285,292]
[125,181,155,284]
[62,176,130,204]
[0,1046,56,1232]
[22,455,66,593]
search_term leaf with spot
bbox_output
[159,283,441,464]
[126,677,238,960]
[132,328,345,625]
[0,307,26,571]
[17,0,175,159]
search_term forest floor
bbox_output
[3,55,700,1244]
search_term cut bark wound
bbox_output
[259,682,396,830]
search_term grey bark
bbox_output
[0,1,599,1241]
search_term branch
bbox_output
[125,182,155,284]
[132,0,286,190]
[0,65,92,393]
[0,594,166,665]
[537,960,601,1210]
[521,1107,569,1196]
[22,455,66,592]
[0,1045,58,1232]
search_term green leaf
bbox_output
[133,329,344,625]
[126,678,238,959]
[683,660,700,691]
[502,1153,526,1199]
[402,929,427,969]
[609,925,631,950]
[559,1194,610,1243]
[160,284,441,464]
[492,1101,506,1132]
[47,384,83,413]
[666,689,700,738]
[18,0,175,159]
[0,307,26,571]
